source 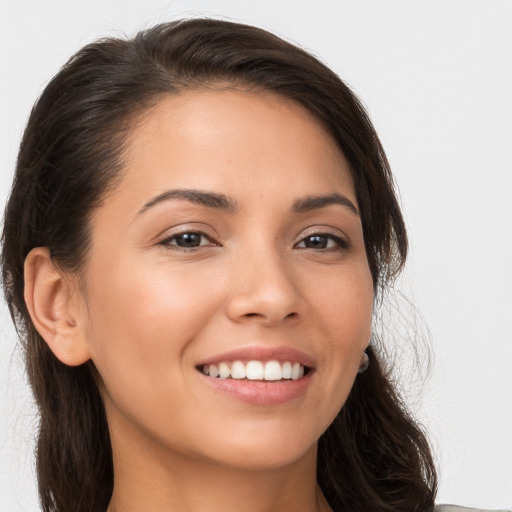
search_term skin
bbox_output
[24,89,374,512]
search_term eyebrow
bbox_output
[137,189,237,215]
[137,189,359,216]
[291,193,359,216]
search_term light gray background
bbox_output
[1,1,511,511]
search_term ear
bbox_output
[23,247,91,366]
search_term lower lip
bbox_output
[199,372,313,405]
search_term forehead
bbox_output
[111,88,356,214]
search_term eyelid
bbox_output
[298,225,349,242]
[154,224,350,251]
[157,225,220,249]
[296,234,348,249]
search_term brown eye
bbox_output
[296,233,348,250]
[160,231,213,249]
[303,235,329,249]
[174,233,204,247]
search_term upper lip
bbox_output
[196,345,316,369]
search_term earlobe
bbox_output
[23,247,91,366]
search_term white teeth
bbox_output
[291,362,301,381]
[231,361,246,379]
[246,361,264,380]
[264,360,282,381]
[282,361,292,379]
[218,362,230,379]
[201,360,307,381]
[209,364,219,378]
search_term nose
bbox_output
[225,247,303,326]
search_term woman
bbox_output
[1,17,480,512]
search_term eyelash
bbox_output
[158,231,349,252]
[159,231,218,250]
[295,233,349,251]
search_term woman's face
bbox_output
[78,89,374,470]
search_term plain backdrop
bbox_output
[1,1,511,511]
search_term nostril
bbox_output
[244,311,297,320]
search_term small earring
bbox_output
[358,351,369,374]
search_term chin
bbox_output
[207,443,318,472]
[189,422,322,471]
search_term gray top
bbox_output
[436,506,511,512]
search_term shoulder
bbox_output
[436,505,511,512]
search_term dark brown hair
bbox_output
[1,18,436,512]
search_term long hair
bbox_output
[1,18,436,512]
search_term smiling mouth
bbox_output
[198,360,310,381]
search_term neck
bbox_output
[106,422,331,512]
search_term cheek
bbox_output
[82,257,221,393]
[81,258,228,448]
[89,253,217,331]
[307,262,373,344]
[304,262,373,410]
